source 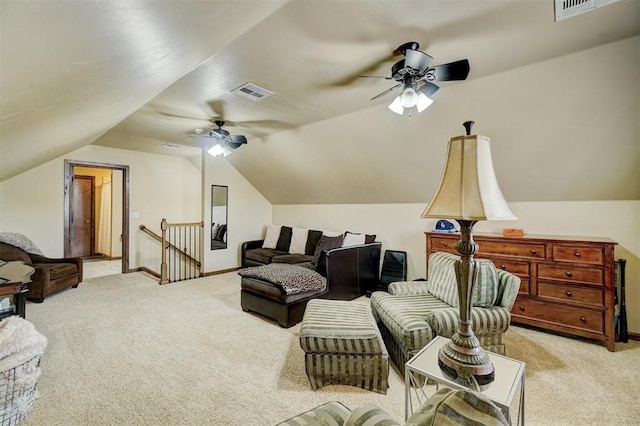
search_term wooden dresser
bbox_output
[425,232,618,351]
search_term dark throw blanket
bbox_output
[238,264,327,295]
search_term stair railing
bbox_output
[138,218,203,284]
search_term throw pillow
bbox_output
[342,231,366,247]
[312,234,344,268]
[211,223,220,241]
[262,225,281,249]
[289,227,309,255]
[305,230,323,255]
[216,224,227,242]
[276,226,293,252]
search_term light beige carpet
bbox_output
[17,272,640,425]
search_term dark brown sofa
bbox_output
[240,226,382,327]
[0,241,83,303]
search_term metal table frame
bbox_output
[405,336,525,425]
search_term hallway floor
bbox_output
[82,259,122,280]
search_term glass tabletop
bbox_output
[406,335,525,407]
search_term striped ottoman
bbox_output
[299,299,389,394]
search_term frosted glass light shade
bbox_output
[416,93,433,112]
[388,96,404,115]
[207,144,234,157]
[421,134,516,221]
[399,86,418,108]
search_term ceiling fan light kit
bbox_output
[366,41,469,116]
[189,120,247,157]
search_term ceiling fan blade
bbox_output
[358,75,393,79]
[405,49,433,74]
[189,131,211,138]
[420,81,440,97]
[429,59,470,81]
[370,82,402,100]
[228,135,247,147]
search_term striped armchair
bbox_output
[370,252,520,375]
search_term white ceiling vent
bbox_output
[555,0,620,21]
[231,82,274,102]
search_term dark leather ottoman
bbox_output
[240,277,328,328]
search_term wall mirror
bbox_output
[211,185,228,250]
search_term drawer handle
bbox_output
[574,252,581,257]
[519,305,525,311]
[500,264,506,270]
[530,249,536,254]
[565,271,573,277]
[443,243,448,247]
[580,316,586,322]
[566,291,572,297]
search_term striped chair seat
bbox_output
[299,299,389,394]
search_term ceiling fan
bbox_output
[189,120,247,157]
[362,41,470,115]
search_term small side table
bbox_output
[0,261,36,319]
[405,336,525,425]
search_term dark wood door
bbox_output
[72,175,95,257]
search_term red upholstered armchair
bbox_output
[0,241,83,303]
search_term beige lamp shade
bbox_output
[422,134,517,221]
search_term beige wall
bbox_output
[273,201,639,334]
[202,153,271,271]
[0,145,201,272]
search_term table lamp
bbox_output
[421,121,516,385]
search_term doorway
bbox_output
[72,175,95,257]
[64,160,130,273]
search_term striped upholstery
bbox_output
[426,252,499,308]
[370,253,520,372]
[276,401,352,426]
[370,292,449,350]
[405,388,509,426]
[300,299,389,394]
[344,404,402,426]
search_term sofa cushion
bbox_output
[311,234,344,268]
[289,227,309,255]
[305,230,323,256]
[272,254,314,264]
[426,252,459,306]
[245,248,287,264]
[276,226,293,252]
[262,225,282,249]
[370,291,450,351]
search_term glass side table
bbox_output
[405,335,525,425]
[0,261,35,319]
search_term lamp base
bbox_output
[438,332,495,387]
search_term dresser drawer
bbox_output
[512,297,603,333]
[538,282,603,306]
[476,241,546,260]
[488,259,530,277]
[552,245,603,265]
[429,237,458,254]
[518,279,530,295]
[538,264,602,285]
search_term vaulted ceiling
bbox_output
[1,1,639,203]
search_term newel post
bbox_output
[160,218,169,284]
